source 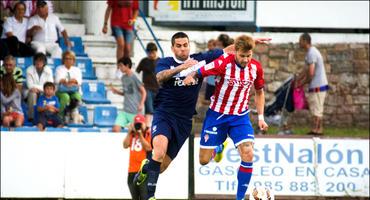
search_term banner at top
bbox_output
[148,0,256,26]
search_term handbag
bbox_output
[58,84,79,93]
[293,86,308,110]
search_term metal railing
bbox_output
[134,8,164,58]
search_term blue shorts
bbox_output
[111,26,134,43]
[144,89,157,114]
[151,111,192,160]
[200,109,254,149]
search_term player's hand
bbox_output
[183,75,196,86]
[258,120,269,131]
[254,37,272,44]
[182,59,198,70]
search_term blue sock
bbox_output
[236,161,253,200]
[146,157,161,199]
[215,143,224,153]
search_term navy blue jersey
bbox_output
[154,49,224,119]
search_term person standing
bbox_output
[102,0,139,61]
[295,33,328,135]
[110,57,146,133]
[135,42,160,127]
[123,114,152,200]
[184,35,268,200]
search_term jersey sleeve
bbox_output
[133,0,139,10]
[155,58,170,74]
[199,48,224,64]
[54,96,60,109]
[254,62,265,90]
[198,53,229,78]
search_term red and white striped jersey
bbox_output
[198,53,264,115]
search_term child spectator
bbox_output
[1,73,24,127]
[123,114,152,200]
[110,57,146,132]
[36,82,63,131]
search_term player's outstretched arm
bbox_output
[156,59,198,84]
[183,71,200,86]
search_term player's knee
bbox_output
[239,142,254,162]
[199,154,211,166]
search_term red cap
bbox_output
[134,114,145,124]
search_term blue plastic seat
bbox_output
[15,57,33,69]
[75,57,97,80]
[1,126,9,131]
[14,127,39,132]
[59,37,88,57]
[93,106,117,128]
[45,127,71,132]
[82,82,111,104]
[67,106,94,128]
[77,127,101,132]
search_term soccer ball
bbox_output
[249,187,274,200]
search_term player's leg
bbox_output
[199,109,228,165]
[123,29,134,58]
[236,141,254,200]
[145,134,168,199]
[229,115,255,200]
[160,154,172,173]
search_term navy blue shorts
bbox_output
[151,111,192,160]
[200,109,254,149]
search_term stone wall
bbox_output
[195,42,369,128]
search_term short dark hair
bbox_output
[13,1,26,13]
[146,42,158,52]
[36,0,48,8]
[43,82,55,90]
[171,32,189,46]
[33,52,47,66]
[300,32,311,44]
[117,57,132,69]
[217,34,234,48]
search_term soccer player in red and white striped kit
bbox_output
[184,35,269,200]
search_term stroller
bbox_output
[256,75,295,135]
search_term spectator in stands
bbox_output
[26,52,53,122]
[24,0,53,18]
[295,33,329,135]
[1,2,35,58]
[0,55,24,92]
[36,81,63,131]
[135,42,159,127]
[110,57,146,132]
[102,0,139,61]
[203,39,218,105]
[216,33,234,49]
[123,114,152,200]
[27,0,71,58]
[55,50,82,122]
[1,73,24,127]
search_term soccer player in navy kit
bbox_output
[133,32,229,200]
[134,32,270,200]
[184,35,268,200]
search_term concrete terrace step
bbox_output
[63,24,86,36]
[55,13,81,24]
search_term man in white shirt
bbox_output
[26,52,54,121]
[1,2,34,57]
[27,0,71,58]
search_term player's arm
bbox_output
[255,88,268,131]
[156,59,198,85]
[184,54,227,85]
[222,37,271,54]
